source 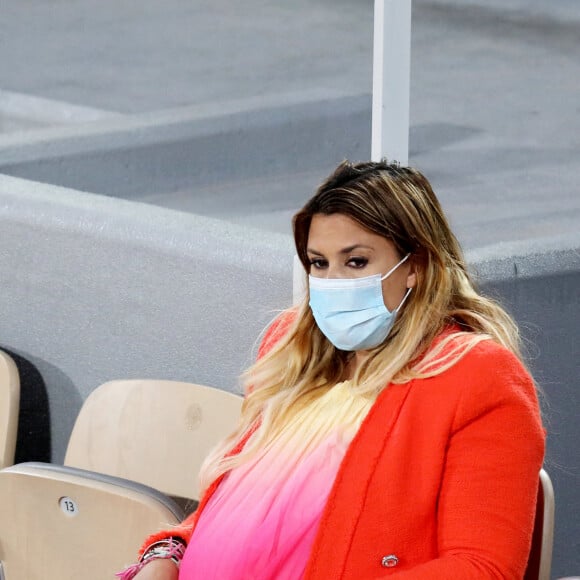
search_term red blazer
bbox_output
[144,317,545,579]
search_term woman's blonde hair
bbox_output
[200,160,524,490]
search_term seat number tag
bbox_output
[59,496,79,517]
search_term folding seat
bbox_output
[0,462,184,580]
[64,379,243,504]
[0,349,19,469]
[525,468,555,580]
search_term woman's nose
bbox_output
[324,264,343,279]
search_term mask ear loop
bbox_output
[395,287,413,313]
[381,253,411,281]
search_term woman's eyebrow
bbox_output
[307,244,374,256]
[340,244,374,254]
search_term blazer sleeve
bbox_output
[390,343,546,579]
[137,309,298,553]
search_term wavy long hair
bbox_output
[199,160,524,491]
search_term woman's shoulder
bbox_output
[426,331,540,416]
[431,327,528,374]
[454,333,529,378]
[416,329,536,401]
[257,308,299,359]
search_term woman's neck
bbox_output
[344,350,371,380]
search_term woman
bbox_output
[119,160,545,579]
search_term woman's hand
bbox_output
[131,559,179,580]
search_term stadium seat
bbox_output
[64,379,243,502]
[0,462,184,580]
[525,468,555,580]
[0,349,19,469]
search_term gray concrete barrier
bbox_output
[0,174,294,462]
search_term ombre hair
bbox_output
[199,160,524,491]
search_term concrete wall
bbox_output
[0,174,294,463]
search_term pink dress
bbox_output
[179,381,373,580]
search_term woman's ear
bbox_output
[406,257,418,289]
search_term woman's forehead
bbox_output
[307,214,397,254]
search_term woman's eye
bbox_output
[347,257,368,268]
[309,259,328,269]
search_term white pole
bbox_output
[293,254,307,305]
[371,0,412,165]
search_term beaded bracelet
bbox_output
[116,537,186,580]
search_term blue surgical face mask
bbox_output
[308,254,412,351]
